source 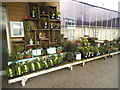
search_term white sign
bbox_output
[32,49,41,56]
[76,53,81,60]
[47,47,56,54]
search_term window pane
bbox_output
[74,1,83,25]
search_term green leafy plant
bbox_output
[25,21,37,31]
[57,54,63,64]
[14,43,24,53]
[41,17,48,29]
[41,42,48,49]
[7,64,16,79]
[64,52,74,62]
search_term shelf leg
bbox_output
[21,78,28,86]
[69,65,73,70]
[82,61,85,67]
[103,56,107,60]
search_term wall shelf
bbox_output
[24,3,61,50]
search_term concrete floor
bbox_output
[2,54,119,88]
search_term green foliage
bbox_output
[25,21,37,31]
[57,53,63,64]
[14,43,24,53]
[65,41,78,53]
[64,52,74,62]
[81,37,91,46]
[41,42,48,49]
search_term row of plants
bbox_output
[7,53,64,79]
[9,43,63,61]
[7,37,120,79]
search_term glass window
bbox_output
[107,11,112,27]
[96,8,103,26]
[112,12,117,27]
[90,6,97,26]
[60,1,75,26]
[83,4,91,26]
[74,1,83,26]
[102,9,108,27]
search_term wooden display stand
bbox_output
[8,51,120,86]
[24,3,61,50]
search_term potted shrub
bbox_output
[64,52,74,62]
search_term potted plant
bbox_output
[41,58,49,69]
[15,62,23,77]
[51,55,58,66]
[60,39,68,52]
[22,61,30,75]
[24,49,32,58]
[56,46,63,53]
[50,8,56,19]
[64,52,74,62]
[40,2,48,14]
[14,43,24,53]
[47,57,54,68]
[25,21,37,31]
[33,59,42,71]
[7,63,16,79]
[93,47,100,56]
[28,60,36,73]
[41,17,48,29]
[57,11,60,20]
[57,53,64,65]
[9,52,17,62]
[16,52,24,60]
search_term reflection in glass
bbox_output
[13,23,22,36]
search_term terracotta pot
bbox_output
[26,56,30,58]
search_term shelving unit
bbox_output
[24,3,61,50]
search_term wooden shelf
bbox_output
[40,14,49,17]
[24,3,61,50]
[12,41,24,43]
[50,29,61,30]
[50,42,60,44]
[26,44,41,47]
[24,18,39,21]
[49,19,60,22]
[41,29,49,31]
[41,38,49,41]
